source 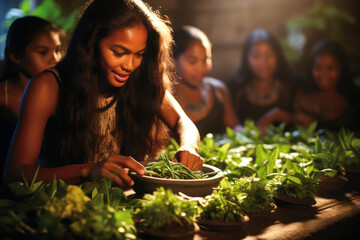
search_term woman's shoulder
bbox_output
[29,71,60,91]
[23,71,60,112]
[204,77,227,90]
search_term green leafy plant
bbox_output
[131,187,201,231]
[270,157,335,200]
[311,135,347,175]
[0,172,137,240]
[324,128,360,168]
[199,178,248,222]
[232,176,274,215]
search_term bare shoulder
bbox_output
[22,71,60,115]
[28,71,59,92]
[204,76,228,93]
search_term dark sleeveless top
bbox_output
[37,68,63,167]
[235,87,291,123]
[195,84,225,138]
[38,68,121,167]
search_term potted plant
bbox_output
[131,187,201,239]
[197,178,250,232]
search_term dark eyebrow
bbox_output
[112,44,146,54]
[33,46,50,50]
[185,55,197,60]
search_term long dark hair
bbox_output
[228,28,292,88]
[173,25,211,59]
[305,40,355,101]
[0,16,64,82]
[46,0,173,164]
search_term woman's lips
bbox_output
[113,71,129,82]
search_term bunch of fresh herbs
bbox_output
[144,154,207,179]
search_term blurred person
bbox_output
[292,39,359,130]
[257,39,360,132]
[173,25,242,138]
[227,28,296,135]
[0,16,64,183]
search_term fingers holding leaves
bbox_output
[88,155,145,187]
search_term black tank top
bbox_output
[195,84,225,138]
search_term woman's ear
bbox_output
[8,52,20,64]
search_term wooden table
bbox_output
[194,183,360,240]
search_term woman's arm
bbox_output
[159,91,203,171]
[213,79,243,131]
[4,72,145,186]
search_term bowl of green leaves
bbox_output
[130,155,223,197]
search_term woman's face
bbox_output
[18,30,62,77]
[99,24,148,88]
[174,40,211,88]
[312,53,341,91]
[248,42,277,80]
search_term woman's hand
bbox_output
[87,155,146,187]
[257,107,292,136]
[172,145,204,171]
[293,113,316,128]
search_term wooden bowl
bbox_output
[130,163,224,197]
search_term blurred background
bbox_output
[1,0,359,84]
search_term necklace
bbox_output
[97,94,117,112]
[183,83,209,114]
[186,94,208,113]
[245,81,280,103]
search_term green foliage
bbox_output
[131,187,201,231]
[81,178,129,210]
[0,175,136,240]
[232,176,274,215]
[324,128,360,168]
[199,178,248,222]
[144,154,208,179]
[281,0,355,62]
[3,0,78,32]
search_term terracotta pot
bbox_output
[317,175,348,197]
[197,215,249,232]
[345,167,360,184]
[140,222,198,240]
[274,195,316,208]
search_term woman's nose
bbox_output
[121,55,134,73]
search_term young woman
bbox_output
[0,16,64,183]
[291,39,359,130]
[173,25,241,138]
[227,28,295,134]
[4,0,203,187]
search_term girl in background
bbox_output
[292,39,359,131]
[4,0,203,187]
[228,28,295,134]
[0,16,64,183]
[253,39,360,132]
[173,25,241,138]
